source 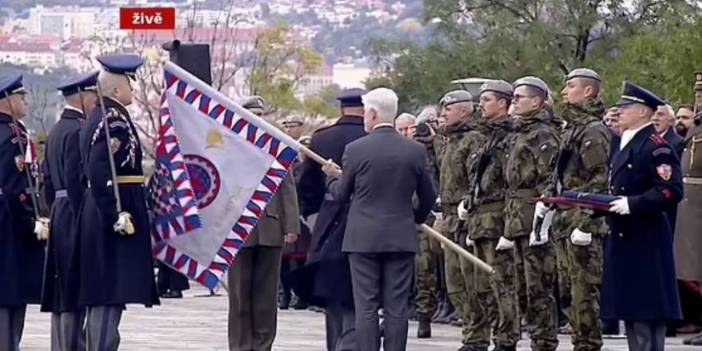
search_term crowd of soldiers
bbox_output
[382,69,690,351]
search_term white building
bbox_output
[28,6,100,40]
[332,63,370,89]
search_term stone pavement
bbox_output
[21,286,692,350]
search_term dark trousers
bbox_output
[228,246,282,351]
[325,302,357,351]
[624,321,665,351]
[349,252,414,351]
[0,305,26,351]
[280,256,306,297]
[85,305,124,351]
[51,311,86,351]
[157,261,190,293]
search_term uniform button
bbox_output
[620,186,625,191]
[618,233,623,237]
[627,164,633,169]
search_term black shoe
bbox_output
[417,320,431,338]
[161,290,183,298]
[279,290,291,310]
[290,295,309,310]
[492,345,516,351]
[685,332,702,345]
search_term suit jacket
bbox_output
[245,168,300,248]
[326,125,436,253]
[602,124,682,321]
[663,128,685,157]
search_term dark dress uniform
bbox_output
[603,82,683,351]
[0,74,45,351]
[292,88,367,351]
[77,55,159,351]
[41,71,99,351]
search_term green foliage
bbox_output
[373,0,702,111]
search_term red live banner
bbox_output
[120,7,176,30]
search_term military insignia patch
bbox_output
[656,164,672,181]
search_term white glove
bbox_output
[529,209,554,247]
[34,217,50,241]
[465,235,474,247]
[114,211,135,235]
[495,236,514,251]
[609,197,630,215]
[457,200,469,221]
[570,228,592,246]
[534,201,549,218]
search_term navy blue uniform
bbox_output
[293,115,367,308]
[603,124,683,321]
[77,97,159,307]
[0,112,45,306]
[41,107,86,313]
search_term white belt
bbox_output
[55,190,68,198]
[683,177,702,185]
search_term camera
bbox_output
[415,122,432,138]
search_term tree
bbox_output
[371,0,702,111]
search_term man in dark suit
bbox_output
[41,71,98,351]
[294,88,367,351]
[604,82,683,351]
[322,88,436,351]
[227,96,301,351]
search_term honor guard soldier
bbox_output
[603,82,683,351]
[295,88,367,351]
[0,73,48,351]
[41,71,99,351]
[554,68,610,351]
[458,80,519,351]
[434,89,486,351]
[78,54,159,351]
[504,76,561,351]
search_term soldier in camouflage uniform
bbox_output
[434,90,485,350]
[414,117,441,338]
[458,80,519,351]
[553,68,610,351]
[504,77,561,351]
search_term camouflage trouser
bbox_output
[438,214,473,344]
[415,229,438,321]
[554,237,572,319]
[564,236,603,351]
[514,236,559,351]
[465,238,519,348]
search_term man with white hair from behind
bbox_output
[322,87,436,351]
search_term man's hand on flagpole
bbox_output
[321,158,342,178]
[284,233,299,244]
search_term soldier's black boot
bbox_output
[434,297,455,324]
[279,289,291,310]
[417,319,431,338]
[457,345,488,351]
[492,345,517,351]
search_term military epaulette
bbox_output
[650,133,666,146]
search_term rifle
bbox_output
[533,127,576,240]
[467,135,498,213]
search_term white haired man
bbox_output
[395,113,416,138]
[322,87,436,351]
[653,104,684,156]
